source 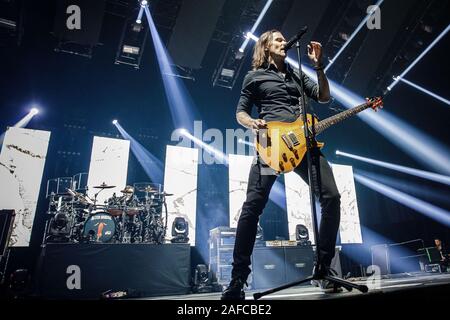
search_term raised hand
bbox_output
[307,41,323,67]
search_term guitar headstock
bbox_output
[366,97,383,111]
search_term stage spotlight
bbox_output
[171,217,189,243]
[46,212,71,243]
[9,269,30,297]
[13,107,40,128]
[141,0,148,6]
[295,224,311,246]
[135,5,144,26]
[192,264,213,293]
[336,150,450,186]
[179,128,188,135]
[112,119,118,125]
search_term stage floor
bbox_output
[142,272,450,300]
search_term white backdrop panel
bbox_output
[285,171,315,244]
[332,164,362,244]
[285,164,362,244]
[228,154,254,228]
[164,145,199,245]
[0,127,51,247]
[87,137,130,205]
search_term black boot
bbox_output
[221,278,246,300]
[311,264,342,293]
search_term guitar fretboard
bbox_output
[314,101,372,134]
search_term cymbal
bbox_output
[162,192,173,196]
[142,186,158,193]
[93,182,116,189]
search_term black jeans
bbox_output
[231,149,341,281]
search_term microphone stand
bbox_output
[253,40,368,300]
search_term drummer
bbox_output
[120,185,135,204]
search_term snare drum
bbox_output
[83,212,116,242]
[125,207,143,216]
[107,206,124,217]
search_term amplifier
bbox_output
[251,246,315,289]
[251,247,285,289]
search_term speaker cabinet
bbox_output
[251,247,286,289]
[250,246,315,289]
[284,246,314,282]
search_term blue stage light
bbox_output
[387,24,450,91]
[114,122,164,184]
[336,150,450,186]
[325,0,384,72]
[354,169,450,205]
[238,0,274,53]
[397,77,450,106]
[354,173,450,227]
[143,6,197,131]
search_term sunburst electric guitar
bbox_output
[255,97,383,174]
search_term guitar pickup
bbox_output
[287,132,300,146]
[281,134,294,149]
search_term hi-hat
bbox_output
[93,182,116,189]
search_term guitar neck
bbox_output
[314,101,372,134]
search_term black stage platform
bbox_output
[35,243,191,299]
[144,272,450,301]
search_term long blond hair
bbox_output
[252,29,280,70]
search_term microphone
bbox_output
[284,26,308,51]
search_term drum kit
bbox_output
[44,176,172,245]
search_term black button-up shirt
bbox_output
[236,63,319,122]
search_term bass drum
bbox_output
[83,211,116,243]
